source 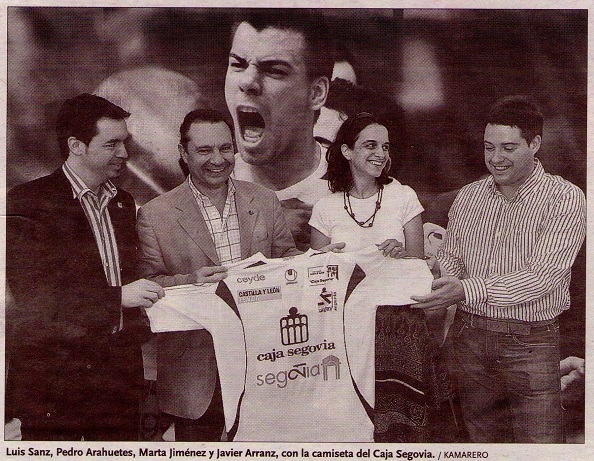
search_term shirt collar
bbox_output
[62,162,117,201]
[487,158,544,200]
[188,175,236,203]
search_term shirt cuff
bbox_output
[460,277,488,305]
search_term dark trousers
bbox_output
[451,312,563,443]
[168,380,225,442]
[21,408,139,441]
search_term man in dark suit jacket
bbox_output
[6,94,165,441]
[137,109,298,441]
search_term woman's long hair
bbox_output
[325,112,393,193]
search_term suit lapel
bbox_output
[175,183,220,265]
[52,168,96,241]
[108,190,137,281]
[51,168,107,278]
[108,192,130,238]
[235,183,258,260]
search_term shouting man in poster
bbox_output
[225,9,333,249]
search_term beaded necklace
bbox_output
[343,185,383,228]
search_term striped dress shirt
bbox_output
[437,160,586,321]
[188,176,242,266]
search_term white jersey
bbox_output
[147,248,433,442]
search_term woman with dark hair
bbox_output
[310,112,424,257]
[309,113,453,443]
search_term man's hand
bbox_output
[560,356,585,407]
[194,266,228,284]
[281,198,313,251]
[560,356,585,392]
[410,276,465,310]
[376,239,405,258]
[122,279,165,308]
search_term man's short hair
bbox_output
[325,78,392,120]
[178,108,234,176]
[231,9,335,83]
[486,95,544,144]
[56,93,130,160]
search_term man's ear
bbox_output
[530,134,542,154]
[178,143,188,163]
[310,76,329,111]
[67,137,84,156]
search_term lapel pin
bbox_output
[248,210,254,215]
[117,202,123,208]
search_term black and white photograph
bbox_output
[2,3,589,459]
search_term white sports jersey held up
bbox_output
[146,248,433,442]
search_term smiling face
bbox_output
[71,117,129,190]
[484,123,540,197]
[224,22,324,166]
[179,121,235,194]
[342,123,390,181]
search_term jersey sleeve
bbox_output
[145,284,209,333]
[147,282,246,434]
[350,247,434,305]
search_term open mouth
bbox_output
[491,164,510,172]
[237,107,265,144]
[204,164,230,175]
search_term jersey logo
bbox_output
[285,268,298,283]
[327,265,339,280]
[255,354,341,389]
[318,287,337,312]
[236,274,265,284]
[322,355,341,380]
[237,286,281,304]
[308,265,339,285]
[280,307,309,345]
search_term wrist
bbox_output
[460,277,486,304]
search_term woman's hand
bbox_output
[376,239,405,258]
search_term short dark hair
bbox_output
[178,109,234,176]
[326,112,392,193]
[324,78,395,120]
[56,93,130,160]
[486,95,544,144]
[324,78,364,119]
[231,9,335,83]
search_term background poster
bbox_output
[1,2,590,460]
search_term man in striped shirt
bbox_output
[412,96,586,442]
[6,94,165,440]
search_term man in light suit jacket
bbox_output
[137,109,298,441]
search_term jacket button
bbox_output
[46,413,51,417]
[86,364,92,369]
